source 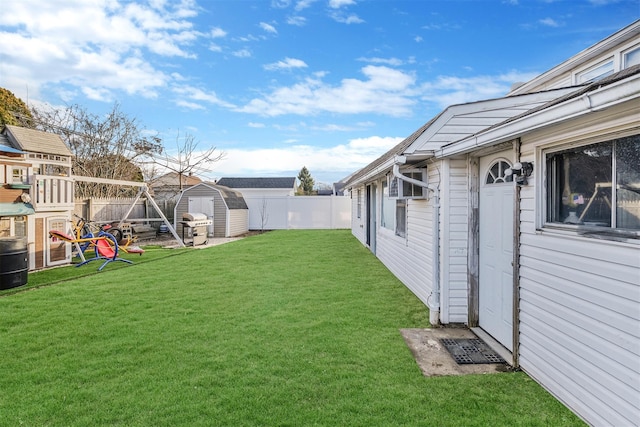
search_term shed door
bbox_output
[479,152,514,351]
[188,197,215,237]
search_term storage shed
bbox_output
[174,183,249,239]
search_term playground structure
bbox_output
[48,229,142,271]
[47,176,185,270]
[72,176,185,248]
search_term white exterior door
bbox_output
[479,152,514,351]
[188,197,215,237]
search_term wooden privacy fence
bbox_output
[243,195,351,230]
[73,197,149,222]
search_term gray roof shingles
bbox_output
[216,177,296,189]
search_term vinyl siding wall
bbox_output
[350,174,434,309]
[440,158,470,324]
[376,195,433,306]
[517,104,640,426]
[350,186,366,245]
[227,209,249,237]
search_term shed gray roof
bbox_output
[216,177,296,189]
[212,184,249,210]
[3,125,72,157]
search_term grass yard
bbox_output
[0,230,584,426]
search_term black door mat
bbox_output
[440,338,506,365]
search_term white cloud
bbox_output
[357,57,404,66]
[330,12,364,24]
[208,135,402,182]
[210,27,227,38]
[172,85,236,109]
[539,17,561,27]
[232,49,252,58]
[295,0,317,11]
[264,57,308,71]
[260,22,278,34]
[420,71,539,108]
[176,100,206,110]
[237,65,417,117]
[329,0,356,8]
[287,16,307,26]
[248,122,266,128]
[0,0,201,101]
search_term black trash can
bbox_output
[0,237,28,290]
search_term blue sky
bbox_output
[0,0,637,185]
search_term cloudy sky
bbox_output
[0,0,637,185]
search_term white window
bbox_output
[0,216,27,238]
[0,218,10,237]
[623,45,640,68]
[545,134,640,233]
[356,189,362,219]
[12,167,28,184]
[395,199,407,237]
[389,169,427,199]
[576,59,614,84]
[381,180,394,231]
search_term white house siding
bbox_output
[516,112,640,426]
[440,158,470,324]
[350,186,366,245]
[375,195,433,308]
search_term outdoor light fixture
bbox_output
[505,161,534,185]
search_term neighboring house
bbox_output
[149,171,202,202]
[0,125,75,270]
[345,21,639,426]
[174,182,249,238]
[215,177,296,197]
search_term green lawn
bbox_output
[0,230,584,426]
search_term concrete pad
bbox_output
[401,328,512,377]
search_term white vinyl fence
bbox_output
[245,196,351,230]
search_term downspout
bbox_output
[393,157,440,326]
[512,139,522,368]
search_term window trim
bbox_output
[572,41,640,85]
[388,168,427,199]
[395,199,407,238]
[540,134,640,239]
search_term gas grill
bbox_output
[180,212,212,246]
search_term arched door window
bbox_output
[485,160,513,184]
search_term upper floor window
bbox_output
[545,134,640,233]
[574,43,640,85]
[623,45,640,68]
[576,59,614,84]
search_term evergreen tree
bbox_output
[0,87,34,127]
[297,166,315,195]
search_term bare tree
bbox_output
[259,197,269,233]
[31,103,162,198]
[144,131,225,191]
